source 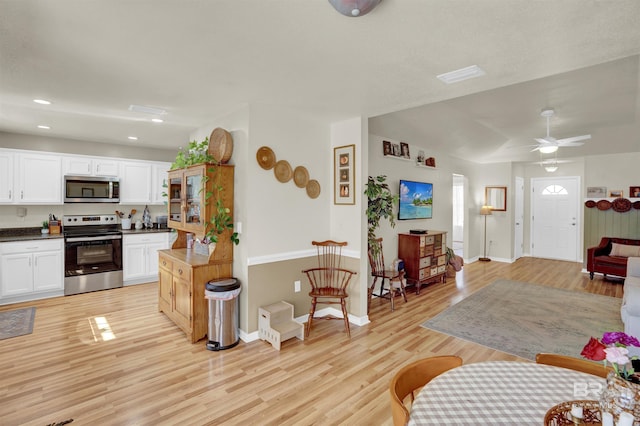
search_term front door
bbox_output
[531,176,580,262]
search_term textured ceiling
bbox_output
[1,1,639,163]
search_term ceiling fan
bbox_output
[531,108,591,154]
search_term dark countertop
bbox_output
[0,226,172,243]
[120,228,172,235]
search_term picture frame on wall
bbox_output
[382,140,392,156]
[630,186,640,198]
[334,144,355,205]
[609,189,623,198]
[587,187,607,198]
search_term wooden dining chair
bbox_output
[535,353,610,378]
[367,237,407,313]
[303,240,357,338]
[389,355,463,426]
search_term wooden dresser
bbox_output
[398,231,447,294]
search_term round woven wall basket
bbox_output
[208,127,234,164]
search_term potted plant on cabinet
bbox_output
[41,220,49,234]
[365,175,398,253]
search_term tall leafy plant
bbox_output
[365,175,398,251]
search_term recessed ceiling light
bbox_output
[33,99,52,105]
[151,118,163,123]
[37,125,50,129]
[437,65,486,84]
[127,136,138,141]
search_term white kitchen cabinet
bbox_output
[0,239,64,298]
[0,151,14,203]
[15,152,62,204]
[119,161,153,204]
[152,162,171,205]
[63,156,119,177]
[123,232,169,284]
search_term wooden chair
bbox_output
[303,240,357,338]
[367,237,407,313]
[389,355,463,426]
[535,353,610,378]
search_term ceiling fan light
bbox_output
[539,145,558,154]
[545,166,558,172]
[328,0,381,17]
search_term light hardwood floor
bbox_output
[0,258,624,425]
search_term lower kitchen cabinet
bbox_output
[0,239,64,299]
[123,232,169,284]
[158,249,232,343]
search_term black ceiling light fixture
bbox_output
[328,0,382,17]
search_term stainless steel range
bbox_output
[63,214,123,295]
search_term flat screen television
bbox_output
[398,179,433,220]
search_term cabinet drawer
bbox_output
[434,248,442,256]
[437,255,446,266]
[437,265,446,274]
[423,246,434,256]
[424,235,435,245]
[431,267,438,276]
[159,255,173,271]
[172,262,191,279]
[418,268,429,280]
[0,239,63,254]
[124,232,168,244]
[419,256,431,269]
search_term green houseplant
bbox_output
[365,175,398,252]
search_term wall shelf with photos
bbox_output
[382,140,436,169]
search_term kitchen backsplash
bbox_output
[0,204,168,229]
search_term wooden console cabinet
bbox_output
[398,231,447,294]
[159,162,235,343]
[158,249,232,343]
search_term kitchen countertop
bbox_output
[0,226,171,243]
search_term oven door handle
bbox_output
[66,235,122,243]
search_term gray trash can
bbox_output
[205,278,241,351]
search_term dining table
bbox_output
[408,360,605,425]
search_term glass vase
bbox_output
[600,371,640,425]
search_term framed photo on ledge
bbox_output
[334,144,355,205]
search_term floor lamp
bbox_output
[479,205,492,262]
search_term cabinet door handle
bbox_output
[29,258,32,267]
[21,190,24,199]
[178,268,183,275]
[89,164,92,173]
[8,190,11,199]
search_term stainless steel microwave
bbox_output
[64,175,120,203]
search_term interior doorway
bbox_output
[452,174,464,257]
[531,176,580,262]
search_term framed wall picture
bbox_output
[334,144,355,205]
[587,187,607,198]
[609,189,623,198]
[630,186,640,198]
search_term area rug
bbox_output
[0,307,36,340]
[421,280,623,361]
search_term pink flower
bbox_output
[604,346,630,366]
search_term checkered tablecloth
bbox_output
[408,361,604,425]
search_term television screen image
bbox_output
[398,179,433,220]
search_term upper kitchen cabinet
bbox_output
[119,161,153,204]
[15,152,62,204]
[0,151,14,203]
[152,162,171,205]
[121,160,170,205]
[63,155,119,177]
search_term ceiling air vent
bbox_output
[437,65,486,84]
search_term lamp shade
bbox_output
[539,145,558,154]
[480,205,493,215]
[328,0,382,17]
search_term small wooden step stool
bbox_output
[259,301,304,350]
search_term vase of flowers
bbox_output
[581,332,640,424]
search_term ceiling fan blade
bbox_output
[534,138,553,145]
[530,146,541,152]
[557,134,591,145]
